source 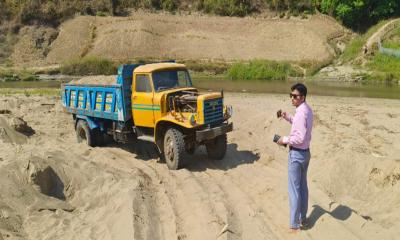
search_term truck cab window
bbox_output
[153,70,192,92]
[135,74,152,92]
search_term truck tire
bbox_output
[206,133,227,160]
[76,120,95,147]
[163,128,186,170]
[185,147,195,155]
[93,129,104,146]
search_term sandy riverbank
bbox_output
[0,93,399,239]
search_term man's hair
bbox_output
[291,83,307,98]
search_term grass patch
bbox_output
[60,56,117,75]
[182,60,229,75]
[227,60,301,81]
[0,69,39,81]
[367,53,400,81]
[0,88,60,96]
[382,26,400,49]
[341,20,392,63]
[198,0,254,17]
[298,58,334,76]
[341,36,364,63]
[382,41,400,49]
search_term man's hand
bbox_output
[281,111,288,119]
[277,137,285,146]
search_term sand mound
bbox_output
[12,12,344,67]
[0,115,28,144]
[69,75,117,85]
[10,117,35,136]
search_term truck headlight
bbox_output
[189,114,196,125]
[226,105,233,117]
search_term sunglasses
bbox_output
[289,93,302,99]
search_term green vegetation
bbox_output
[298,58,334,76]
[382,26,400,49]
[0,69,39,81]
[60,56,117,75]
[341,20,392,63]
[198,0,253,17]
[367,53,400,81]
[0,1,399,32]
[182,60,229,75]
[317,0,400,31]
[227,60,301,80]
[341,36,364,63]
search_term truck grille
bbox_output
[203,98,223,124]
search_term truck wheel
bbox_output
[93,129,104,146]
[163,128,186,170]
[76,120,95,147]
[206,134,227,160]
[186,147,195,155]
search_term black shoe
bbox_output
[300,219,309,229]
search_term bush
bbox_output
[317,0,400,31]
[199,0,254,17]
[0,69,39,81]
[341,20,392,63]
[227,60,300,80]
[20,71,39,81]
[0,0,115,26]
[183,61,229,74]
[161,0,178,12]
[367,53,400,80]
[60,56,117,75]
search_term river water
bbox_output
[0,76,399,100]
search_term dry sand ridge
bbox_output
[11,11,344,67]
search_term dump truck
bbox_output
[61,62,233,169]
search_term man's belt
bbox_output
[289,146,309,152]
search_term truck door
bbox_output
[132,74,155,128]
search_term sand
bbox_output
[68,75,118,85]
[0,93,399,239]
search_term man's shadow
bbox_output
[303,203,371,230]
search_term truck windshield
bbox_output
[152,69,193,92]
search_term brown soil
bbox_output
[11,11,344,67]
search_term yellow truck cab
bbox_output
[62,62,233,170]
[132,62,233,169]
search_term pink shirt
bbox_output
[282,102,313,150]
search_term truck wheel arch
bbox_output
[155,121,186,150]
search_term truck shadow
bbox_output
[184,143,260,172]
[106,138,160,161]
[106,139,260,171]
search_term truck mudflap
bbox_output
[196,122,233,142]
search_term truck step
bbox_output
[137,135,155,143]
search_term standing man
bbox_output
[277,83,313,232]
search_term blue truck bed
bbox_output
[61,64,140,123]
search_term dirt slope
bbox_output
[12,11,344,67]
[0,93,399,239]
[366,18,400,52]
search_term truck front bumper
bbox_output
[196,122,233,142]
